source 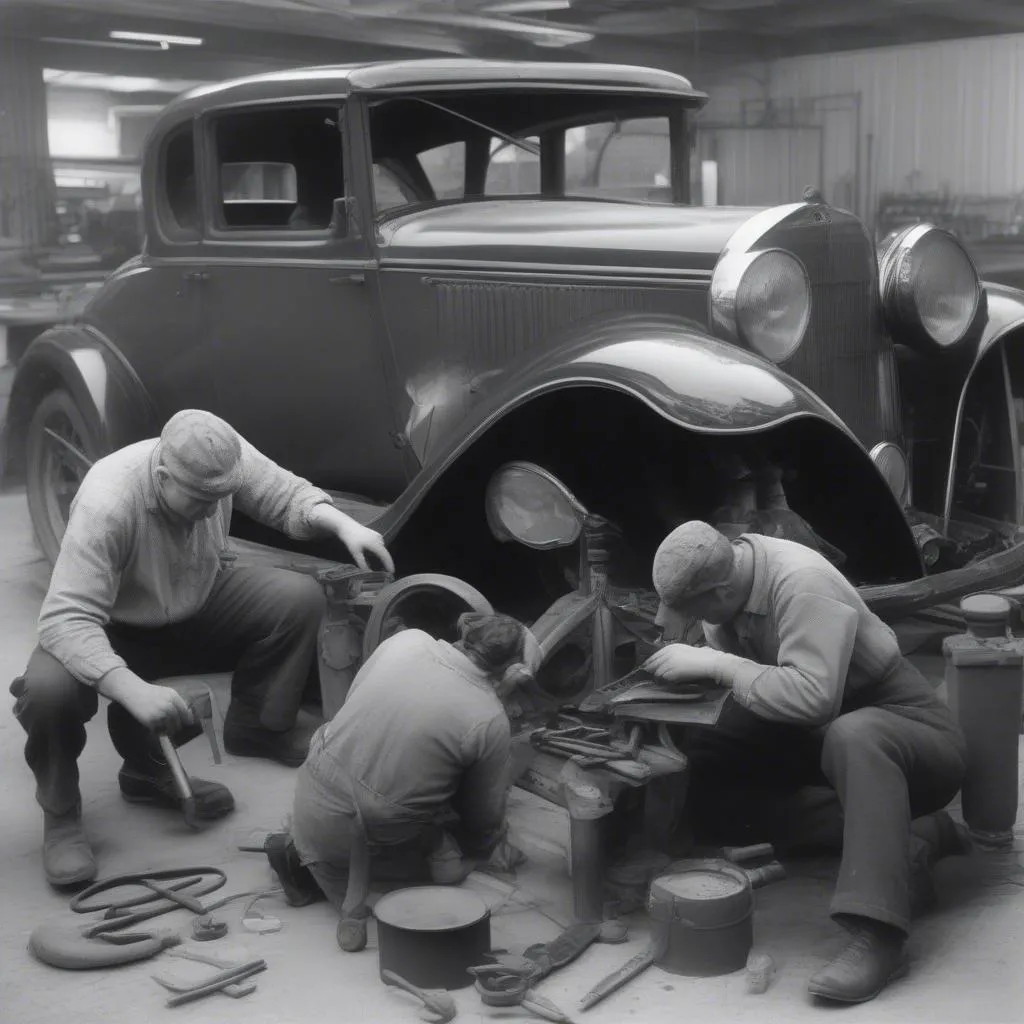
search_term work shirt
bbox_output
[292,629,512,857]
[703,534,903,727]
[37,436,331,685]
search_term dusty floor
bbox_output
[0,489,1022,1024]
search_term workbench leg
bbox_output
[569,813,608,924]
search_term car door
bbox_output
[194,99,406,499]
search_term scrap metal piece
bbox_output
[382,969,457,1023]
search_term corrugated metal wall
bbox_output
[700,32,1024,226]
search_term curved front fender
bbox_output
[2,325,158,484]
[380,313,893,539]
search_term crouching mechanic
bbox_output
[286,613,534,914]
[10,409,394,888]
[645,522,969,1005]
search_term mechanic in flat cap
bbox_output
[10,409,394,888]
[645,521,969,1005]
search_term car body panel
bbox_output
[377,200,754,272]
[375,313,881,532]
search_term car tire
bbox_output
[26,389,104,565]
[362,573,494,661]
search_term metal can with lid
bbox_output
[647,859,754,977]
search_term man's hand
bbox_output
[643,643,729,687]
[99,668,194,733]
[337,520,395,573]
[309,504,395,573]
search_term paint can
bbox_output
[647,860,754,977]
[374,886,491,990]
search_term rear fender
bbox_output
[1,325,158,486]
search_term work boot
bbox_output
[807,920,909,1003]
[264,832,324,906]
[42,804,97,888]
[909,811,973,916]
[223,707,313,768]
[118,766,235,820]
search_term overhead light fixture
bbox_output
[481,0,572,12]
[109,30,204,47]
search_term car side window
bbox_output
[210,106,343,232]
[373,164,419,212]
[485,136,540,195]
[162,125,199,238]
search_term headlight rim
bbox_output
[710,246,812,364]
[878,223,982,354]
[869,440,911,506]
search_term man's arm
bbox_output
[232,435,394,571]
[450,715,513,858]
[716,582,859,725]
[37,499,193,732]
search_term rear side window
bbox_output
[210,106,343,231]
[162,125,199,237]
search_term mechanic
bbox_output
[645,521,970,1005]
[10,409,394,888]
[284,612,533,913]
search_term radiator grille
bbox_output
[763,210,899,447]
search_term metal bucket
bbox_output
[648,860,754,977]
[374,886,491,990]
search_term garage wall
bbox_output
[700,32,1024,225]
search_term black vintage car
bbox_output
[4,60,1024,632]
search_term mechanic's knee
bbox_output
[821,709,887,764]
[276,574,327,628]
[10,651,96,723]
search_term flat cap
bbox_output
[158,409,243,499]
[652,520,734,608]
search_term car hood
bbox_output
[377,200,760,273]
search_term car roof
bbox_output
[166,58,707,118]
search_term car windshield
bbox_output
[368,90,682,215]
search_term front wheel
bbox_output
[26,389,104,564]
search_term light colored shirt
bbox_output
[704,534,903,727]
[294,629,511,853]
[37,435,331,685]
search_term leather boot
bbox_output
[42,804,97,888]
[807,920,909,1003]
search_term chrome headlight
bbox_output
[870,441,910,505]
[710,248,811,363]
[878,224,981,354]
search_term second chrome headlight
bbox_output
[710,248,812,363]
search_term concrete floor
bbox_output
[0,489,1022,1024]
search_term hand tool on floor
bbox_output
[382,969,457,1023]
[165,947,258,996]
[578,936,665,1012]
[469,964,577,1022]
[160,959,268,1007]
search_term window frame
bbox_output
[155,119,201,246]
[197,98,354,247]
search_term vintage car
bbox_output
[5,60,1024,649]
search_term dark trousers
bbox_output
[10,566,325,816]
[684,659,967,934]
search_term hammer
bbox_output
[382,970,457,1023]
[156,691,221,831]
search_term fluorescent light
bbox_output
[482,0,572,11]
[109,30,203,47]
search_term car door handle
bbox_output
[329,272,365,285]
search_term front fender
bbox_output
[379,314,913,555]
[1,324,158,485]
[942,283,1024,523]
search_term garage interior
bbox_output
[1,2,1024,1023]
